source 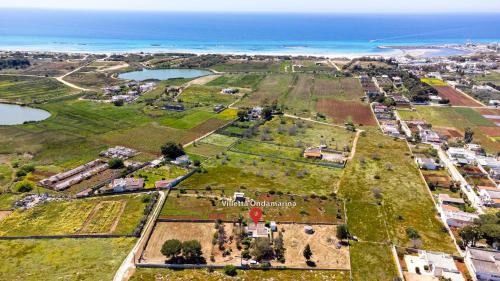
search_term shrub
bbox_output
[224,265,237,276]
[14,181,34,193]
[108,158,124,169]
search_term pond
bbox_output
[0,103,51,125]
[118,68,213,81]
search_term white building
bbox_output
[404,250,464,281]
[440,205,479,228]
[447,147,477,165]
[465,248,500,281]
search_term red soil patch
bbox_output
[316,98,377,126]
[434,86,483,107]
[479,126,500,137]
[208,213,225,220]
[476,108,500,115]
[180,118,230,144]
[433,127,463,139]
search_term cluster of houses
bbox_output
[403,248,500,281]
[360,75,380,99]
[372,103,405,138]
[103,81,156,103]
[404,250,465,281]
[446,146,500,208]
[100,146,137,160]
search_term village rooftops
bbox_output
[466,247,500,280]
[404,250,464,281]
[438,194,465,206]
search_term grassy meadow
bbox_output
[0,238,135,281]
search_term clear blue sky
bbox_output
[0,0,500,13]
[0,0,499,13]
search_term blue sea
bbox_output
[0,9,499,56]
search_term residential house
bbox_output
[404,250,464,281]
[478,186,500,208]
[465,248,500,281]
[303,147,322,159]
[438,194,465,208]
[110,178,144,193]
[213,104,225,113]
[447,148,477,165]
[221,88,238,94]
[416,156,440,170]
[440,205,479,228]
[233,192,245,202]
[244,223,269,238]
[171,155,191,166]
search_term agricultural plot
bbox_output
[420,78,448,86]
[0,238,135,281]
[212,60,281,73]
[249,116,355,149]
[186,133,239,157]
[238,74,293,107]
[130,268,350,281]
[415,106,499,152]
[292,59,335,73]
[0,99,153,168]
[179,85,241,106]
[142,222,226,264]
[0,194,148,236]
[160,108,231,129]
[284,75,365,118]
[206,74,264,89]
[280,224,350,269]
[350,242,400,281]
[338,132,456,253]
[179,151,343,196]
[65,67,119,89]
[316,99,377,126]
[17,60,83,77]
[160,191,343,223]
[433,85,483,107]
[0,75,77,103]
[132,165,189,189]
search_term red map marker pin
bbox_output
[249,208,263,226]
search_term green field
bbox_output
[131,268,349,281]
[206,74,264,89]
[212,61,282,73]
[0,193,22,210]
[415,106,499,152]
[350,242,399,281]
[0,75,77,103]
[421,78,448,86]
[238,74,293,107]
[132,165,188,188]
[249,116,354,149]
[161,190,343,224]
[180,151,342,196]
[0,194,148,236]
[338,132,456,252]
[179,85,240,106]
[0,238,135,281]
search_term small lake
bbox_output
[0,103,51,125]
[118,68,213,81]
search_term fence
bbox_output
[0,234,135,240]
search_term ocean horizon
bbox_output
[1,9,499,56]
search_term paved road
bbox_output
[437,149,484,214]
[113,190,166,281]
